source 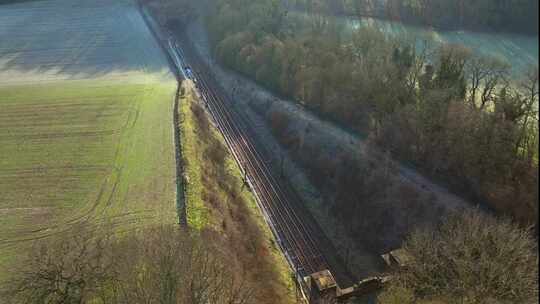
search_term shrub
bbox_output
[379,209,539,304]
[1,225,253,304]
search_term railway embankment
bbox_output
[177,80,295,303]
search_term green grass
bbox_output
[178,83,210,229]
[0,78,178,277]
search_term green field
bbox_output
[0,0,178,277]
[0,80,177,265]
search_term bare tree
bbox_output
[1,225,255,304]
[380,209,539,304]
[1,224,117,304]
[466,54,510,111]
[107,227,254,304]
[514,67,539,159]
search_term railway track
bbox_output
[168,36,356,294]
[174,41,327,275]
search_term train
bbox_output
[183,66,198,84]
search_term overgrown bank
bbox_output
[178,81,294,303]
[378,209,538,304]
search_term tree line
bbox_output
[205,0,539,227]
[288,0,539,35]
[1,225,253,304]
[384,0,539,35]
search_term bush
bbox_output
[1,225,253,304]
[377,285,415,304]
[379,209,539,304]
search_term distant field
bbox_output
[349,16,538,75]
[291,11,538,76]
[0,0,177,275]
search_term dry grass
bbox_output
[178,81,295,304]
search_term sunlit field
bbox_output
[291,11,538,75]
[0,0,178,276]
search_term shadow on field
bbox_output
[0,0,169,81]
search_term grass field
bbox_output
[291,11,538,76]
[0,0,178,277]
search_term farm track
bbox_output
[168,37,356,289]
